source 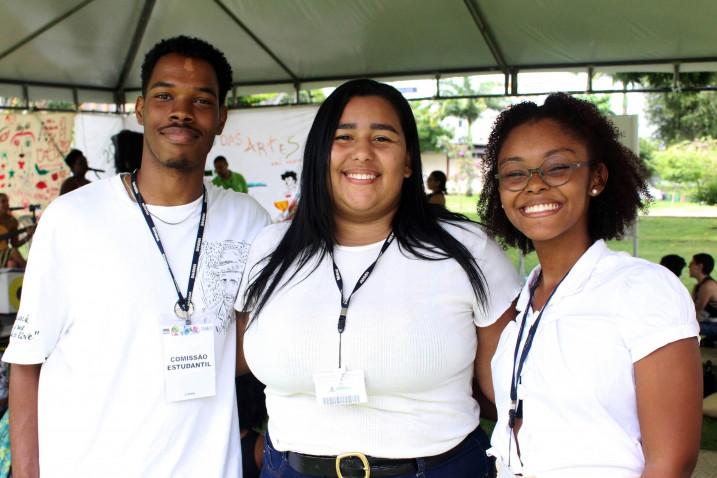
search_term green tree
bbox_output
[613,72,717,144]
[411,101,453,153]
[639,137,659,177]
[440,78,488,144]
[653,139,717,204]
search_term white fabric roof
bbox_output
[1,0,716,102]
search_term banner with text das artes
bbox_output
[207,105,318,222]
[0,112,74,209]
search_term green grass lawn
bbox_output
[448,195,717,450]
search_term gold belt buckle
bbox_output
[335,452,370,478]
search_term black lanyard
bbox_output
[129,171,207,324]
[330,232,395,368]
[508,270,570,429]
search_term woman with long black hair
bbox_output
[237,79,521,478]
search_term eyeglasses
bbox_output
[495,158,588,192]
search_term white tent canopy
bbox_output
[1,0,716,105]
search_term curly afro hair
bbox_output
[477,93,651,253]
[141,35,233,105]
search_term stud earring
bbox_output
[591,188,598,195]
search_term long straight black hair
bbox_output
[244,79,488,319]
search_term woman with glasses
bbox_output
[479,93,702,477]
[238,79,521,478]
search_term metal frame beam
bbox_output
[463,0,510,74]
[213,0,299,83]
[3,56,715,94]
[115,0,157,92]
[0,0,97,62]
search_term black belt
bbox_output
[285,432,471,478]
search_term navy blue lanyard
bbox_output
[330,232,395,367]
[129,171,207,324]
[508,270,569,428]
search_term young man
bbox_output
[690,252,717,319]
[4,36,269,478]
[213,155,248,193]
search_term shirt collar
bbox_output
[515,239,609,313]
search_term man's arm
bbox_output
[9,363,41,478]
[236,312,250,376]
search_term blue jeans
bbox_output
[260,427,493,478]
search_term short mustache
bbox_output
[159,123,202,136]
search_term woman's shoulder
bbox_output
[438,219,489,244]
[246,222,290,259]
[596,248,695,320]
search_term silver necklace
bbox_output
[122,173,199,226]
[148,209,197,226]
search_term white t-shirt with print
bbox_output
[489,240,699,478]
[237,221,522,458]
[3,175,270,478]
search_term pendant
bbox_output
[174,300,194,320]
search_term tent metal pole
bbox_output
[214,0,298,83]
[672,63,681,92]
[463,0,509,75]
[115,0,157,92]
[0,0,97,62]
[22,85,29,108]
[72,88,80,111]
[587,67,594,93]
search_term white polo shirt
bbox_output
[489,240,699,478]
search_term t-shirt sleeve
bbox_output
[473,235,523,327]
[234,224,280,313]
[619,264,699,363]
[3,203,69,365]
[449,224,523,327]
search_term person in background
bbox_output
[59,149,90,195]
[689,253,717,320]
[426,170,447,206]
[0,193,34,268]
[238,79,521,478]
[213,155,248,193]
[480,93,702,477]
[660,254,687,277]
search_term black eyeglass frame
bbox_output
[495,161,589,192]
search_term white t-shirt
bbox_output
[489,240,699,478]
[3,175,270,478]
[238,221,521,458]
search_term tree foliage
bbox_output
[411,101,453,153]
[653,139,717,204]
[438,78,507,144]
[613,72,717,144]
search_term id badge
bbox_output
[313,367,368,406]
[161,322,216,402]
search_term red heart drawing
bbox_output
[36,181,47,189]
[18,161,25,169]
[51,172,58,181]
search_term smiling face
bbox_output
[498,119,607,251]
[329,95,412,225]
[135,53,227,172]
